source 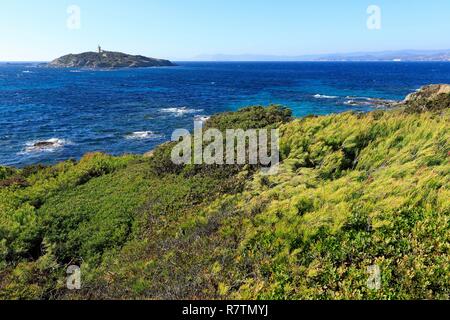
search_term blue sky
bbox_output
[1,0,449,61]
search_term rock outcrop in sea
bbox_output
[400,84,450,112]
[47,49,176,69]
[404,84,450,102]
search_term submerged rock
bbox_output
[344,97,398,109]
[25,138,68,152]
[33,141,56,148]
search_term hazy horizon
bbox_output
[1,48,450,63]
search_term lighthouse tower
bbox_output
[98,45,103,54]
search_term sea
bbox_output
[1,61,450,167]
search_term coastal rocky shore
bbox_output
[398,84,450,112]
[344,83,450,109]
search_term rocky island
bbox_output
[47,46,175,69]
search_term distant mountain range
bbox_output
[190,50,450,62]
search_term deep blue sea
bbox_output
[1,61,450,167]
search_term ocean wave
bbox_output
[344,99,372,106]
[314,94,338,99]
[345,96,372,100]
[125,131,163,140]
[161,107,204,116]
[21,138,72,154]
[22,70,33,74]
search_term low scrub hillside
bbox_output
[0,89,448,300]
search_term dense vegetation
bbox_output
[0,93,448,300]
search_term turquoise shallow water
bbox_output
[1,61,450,167]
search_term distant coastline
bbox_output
[189,49,450,62]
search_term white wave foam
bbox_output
[314,94,338,99]
[344,99,371,105]
[161,107,203,116]
[345,96,374,101]
[344,100,358,106]
[125,131,162,140]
